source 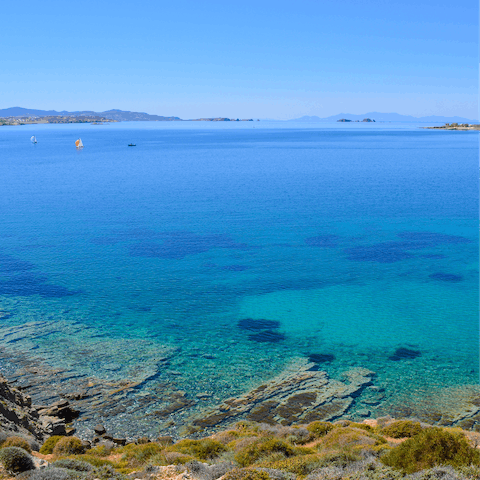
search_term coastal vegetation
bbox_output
[2,419,480,479]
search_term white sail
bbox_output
[30,136,37,143]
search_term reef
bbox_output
[191,362,375,429]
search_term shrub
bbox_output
[306,422,334,439]
[53,458,94,472]
[120,443,162,466]
[382,420,422,438]
[214,430,242,445]
[2,435,32,453]
[53,436,86,456]
[86,445,111,457]
[235,437,296,467]
[169,438,226,460]
[90,465,128,480]
[381,427,480,474]
[19,467,84,480]
[39,435,63,454]
[162,451,194,464]
[222,468,271,480]
[262,454,322,476]
[349,422,373,432]
[319,427,385,451]
[0,446,35,473]
[316,450,361,467]
[70,455,114,469]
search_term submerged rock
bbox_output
[191,361,375,429]
[389,347,421,361]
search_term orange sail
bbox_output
[75,138,84,148]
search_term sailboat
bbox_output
[30,136,37,144]
[75,138,84,149]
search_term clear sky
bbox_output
[1,0,478,119]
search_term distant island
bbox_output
[337,118,375,122]
[290,112,478,124]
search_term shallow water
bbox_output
[0,121,477,436]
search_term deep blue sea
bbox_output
[0,121,478,436]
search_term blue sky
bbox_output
[1,0,478,119]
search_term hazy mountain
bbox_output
[290,112,478,123]
[0,107,181,121]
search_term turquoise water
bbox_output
[0,121,477,435]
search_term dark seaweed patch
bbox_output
[346,231,472,264]
[248,330,286,343]
[308,353,335,363]
[397,232,471,244]
[221,265,250,271]
[345,243,415,263]
[429,272,463,282]
[0,253,36,273]
[90,237,119,245]
[305,235,340,248]
[238,318,281,331]
[129,232,251,260]
[389,347,421,361]
[421,254,446,259]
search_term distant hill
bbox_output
[0,107,181,121]
[290,112,478,123]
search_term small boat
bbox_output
[30,136,37,144]
[128,143,136,147]
[75,138,84,149]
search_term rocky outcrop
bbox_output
[191,362,375,429]
[0,375,77,440]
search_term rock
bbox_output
[191,360,376,429]
[40,416,67,436]
[103,434,113,441]
[136,437,151,444]
[196,393,212,399]
[81,440,92,449]
[357,408,371,417]
[112,437,126,446]
[94,424,106,435]
[98,439,115,449]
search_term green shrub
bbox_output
[381,427,480,474]
[0,446,35,473]
[90,464,128,480]
[53,436,86,456]
[222,468,271,480]
[70,455,114,469]
[382,420,422,438]
[2,435,32,453]
[21,467,84,480]
[262,454,321,475]
[349,422,373,432]
[169,438,226,460]
[306,421,334,439]
[235,437,295,467]
[316,450,361,467]
[53,458,94,471]
[319,426,385,451]
[40,435,64,454]
[86,445,111,457]
[120,443,162,466]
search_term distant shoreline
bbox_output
[423,123,480,131]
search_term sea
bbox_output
[0,121,478,437]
